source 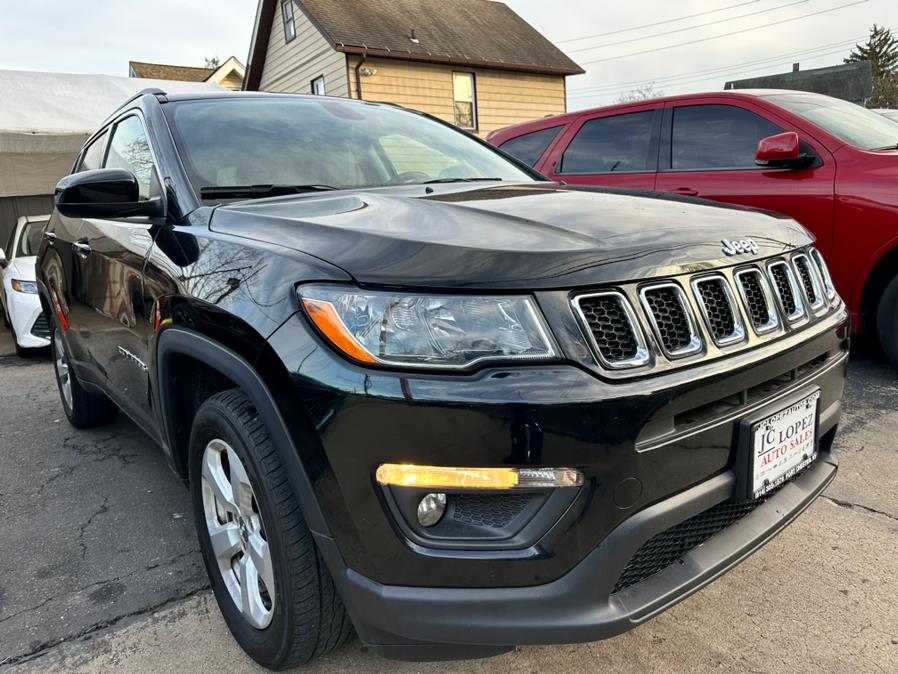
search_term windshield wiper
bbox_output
[870,143,898,151]
[420,177,504,185]
[200,184,338,199]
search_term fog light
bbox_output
[376,464,583,489]
[416,493,446,527]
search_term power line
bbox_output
[567,44,861,100]
[567,36,865,95]
[555,0,762,44]
[576,0,869,67]
[566,0,809,55]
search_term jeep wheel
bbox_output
[51,321,118,427]
[189,390,353,669]
[877,274,898,369]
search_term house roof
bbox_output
[129,61,216,82]
[246,0,584,90]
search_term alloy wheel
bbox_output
[201,438,275,629]
[53,329,73,410]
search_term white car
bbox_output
[1,215,51,355]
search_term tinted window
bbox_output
[671,105,783,170]
[765,93,898,150]
[560,111,655,174]
[78,131,108,172]
[500,126,562,167]
[164,98,533,194]
[105,116,157,200]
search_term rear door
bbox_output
[77,113,160,426]
[541,104,661,190]
[40,129,109,371]
[654,99,836,255]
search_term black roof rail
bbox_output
[107,87,169,118]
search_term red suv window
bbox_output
[559,110,656,174]
[499,126,563,167]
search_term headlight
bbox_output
[11,279,38,294]
[298,285,557,369]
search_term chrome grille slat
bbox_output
[639,283,703,359]
[768,261,805,322]
[734,268,779,335]
[793,253,825,312]
[573,291,650,369]
[691,276,745,346]
[810,248,836,300]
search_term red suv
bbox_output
[488,90,898,366]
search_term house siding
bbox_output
[259,3,348,97]
[347,57,566,137]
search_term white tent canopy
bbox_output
[0,69,224,198]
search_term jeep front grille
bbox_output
[571,247,839,375]
[692,276,744,346]
[573,292,650,369]
[640,284,702,358]
[768,261,805,322]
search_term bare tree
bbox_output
[617,82,665,103]
[205,56,221,69]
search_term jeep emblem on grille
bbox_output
[722,238,759,256]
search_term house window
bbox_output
[282,0,296,43]
[452,72,477,130]
[311,76,326,96]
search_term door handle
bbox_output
[671,187,700,196]
[44,231,57,245]
[73,241,91,256]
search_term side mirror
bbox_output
[54,169,164,219]
[0,249,6,269]
[755,132,812,169]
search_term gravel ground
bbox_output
[0,328,895,673]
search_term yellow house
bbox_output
[244,0,584,137]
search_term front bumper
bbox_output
[6,289,49,348]
[266,305,848,658]
[317,444,836,660]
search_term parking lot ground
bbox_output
[1,328,896,673]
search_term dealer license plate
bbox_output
[750,391,820,499]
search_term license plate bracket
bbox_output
[735,386,821,501]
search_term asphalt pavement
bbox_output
[0,328,896,673]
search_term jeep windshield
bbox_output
[163,96,536,199]
[763,92,898,151]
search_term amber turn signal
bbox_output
[375,464,583,490]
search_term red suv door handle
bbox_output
[671,187,700,196]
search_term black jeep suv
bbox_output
[37,90,848,669]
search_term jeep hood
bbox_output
[210,184,812,290]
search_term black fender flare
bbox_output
[156,327,332,537]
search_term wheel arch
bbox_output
[155,327,332,536]
[857,238,898,334]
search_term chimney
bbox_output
[792,63,800,72]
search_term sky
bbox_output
[0,0,890,112]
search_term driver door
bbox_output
[654,99,836,256]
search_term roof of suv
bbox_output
[488,89,812,140]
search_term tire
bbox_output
[877,274,898,369]
[50,320,118,428]
[189,389,353,670]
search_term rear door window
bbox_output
[670,104,784,170]
[559,111,656,174]
[499,126,563,167]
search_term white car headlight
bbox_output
[11,279,38,294]
[298,285,557,369]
